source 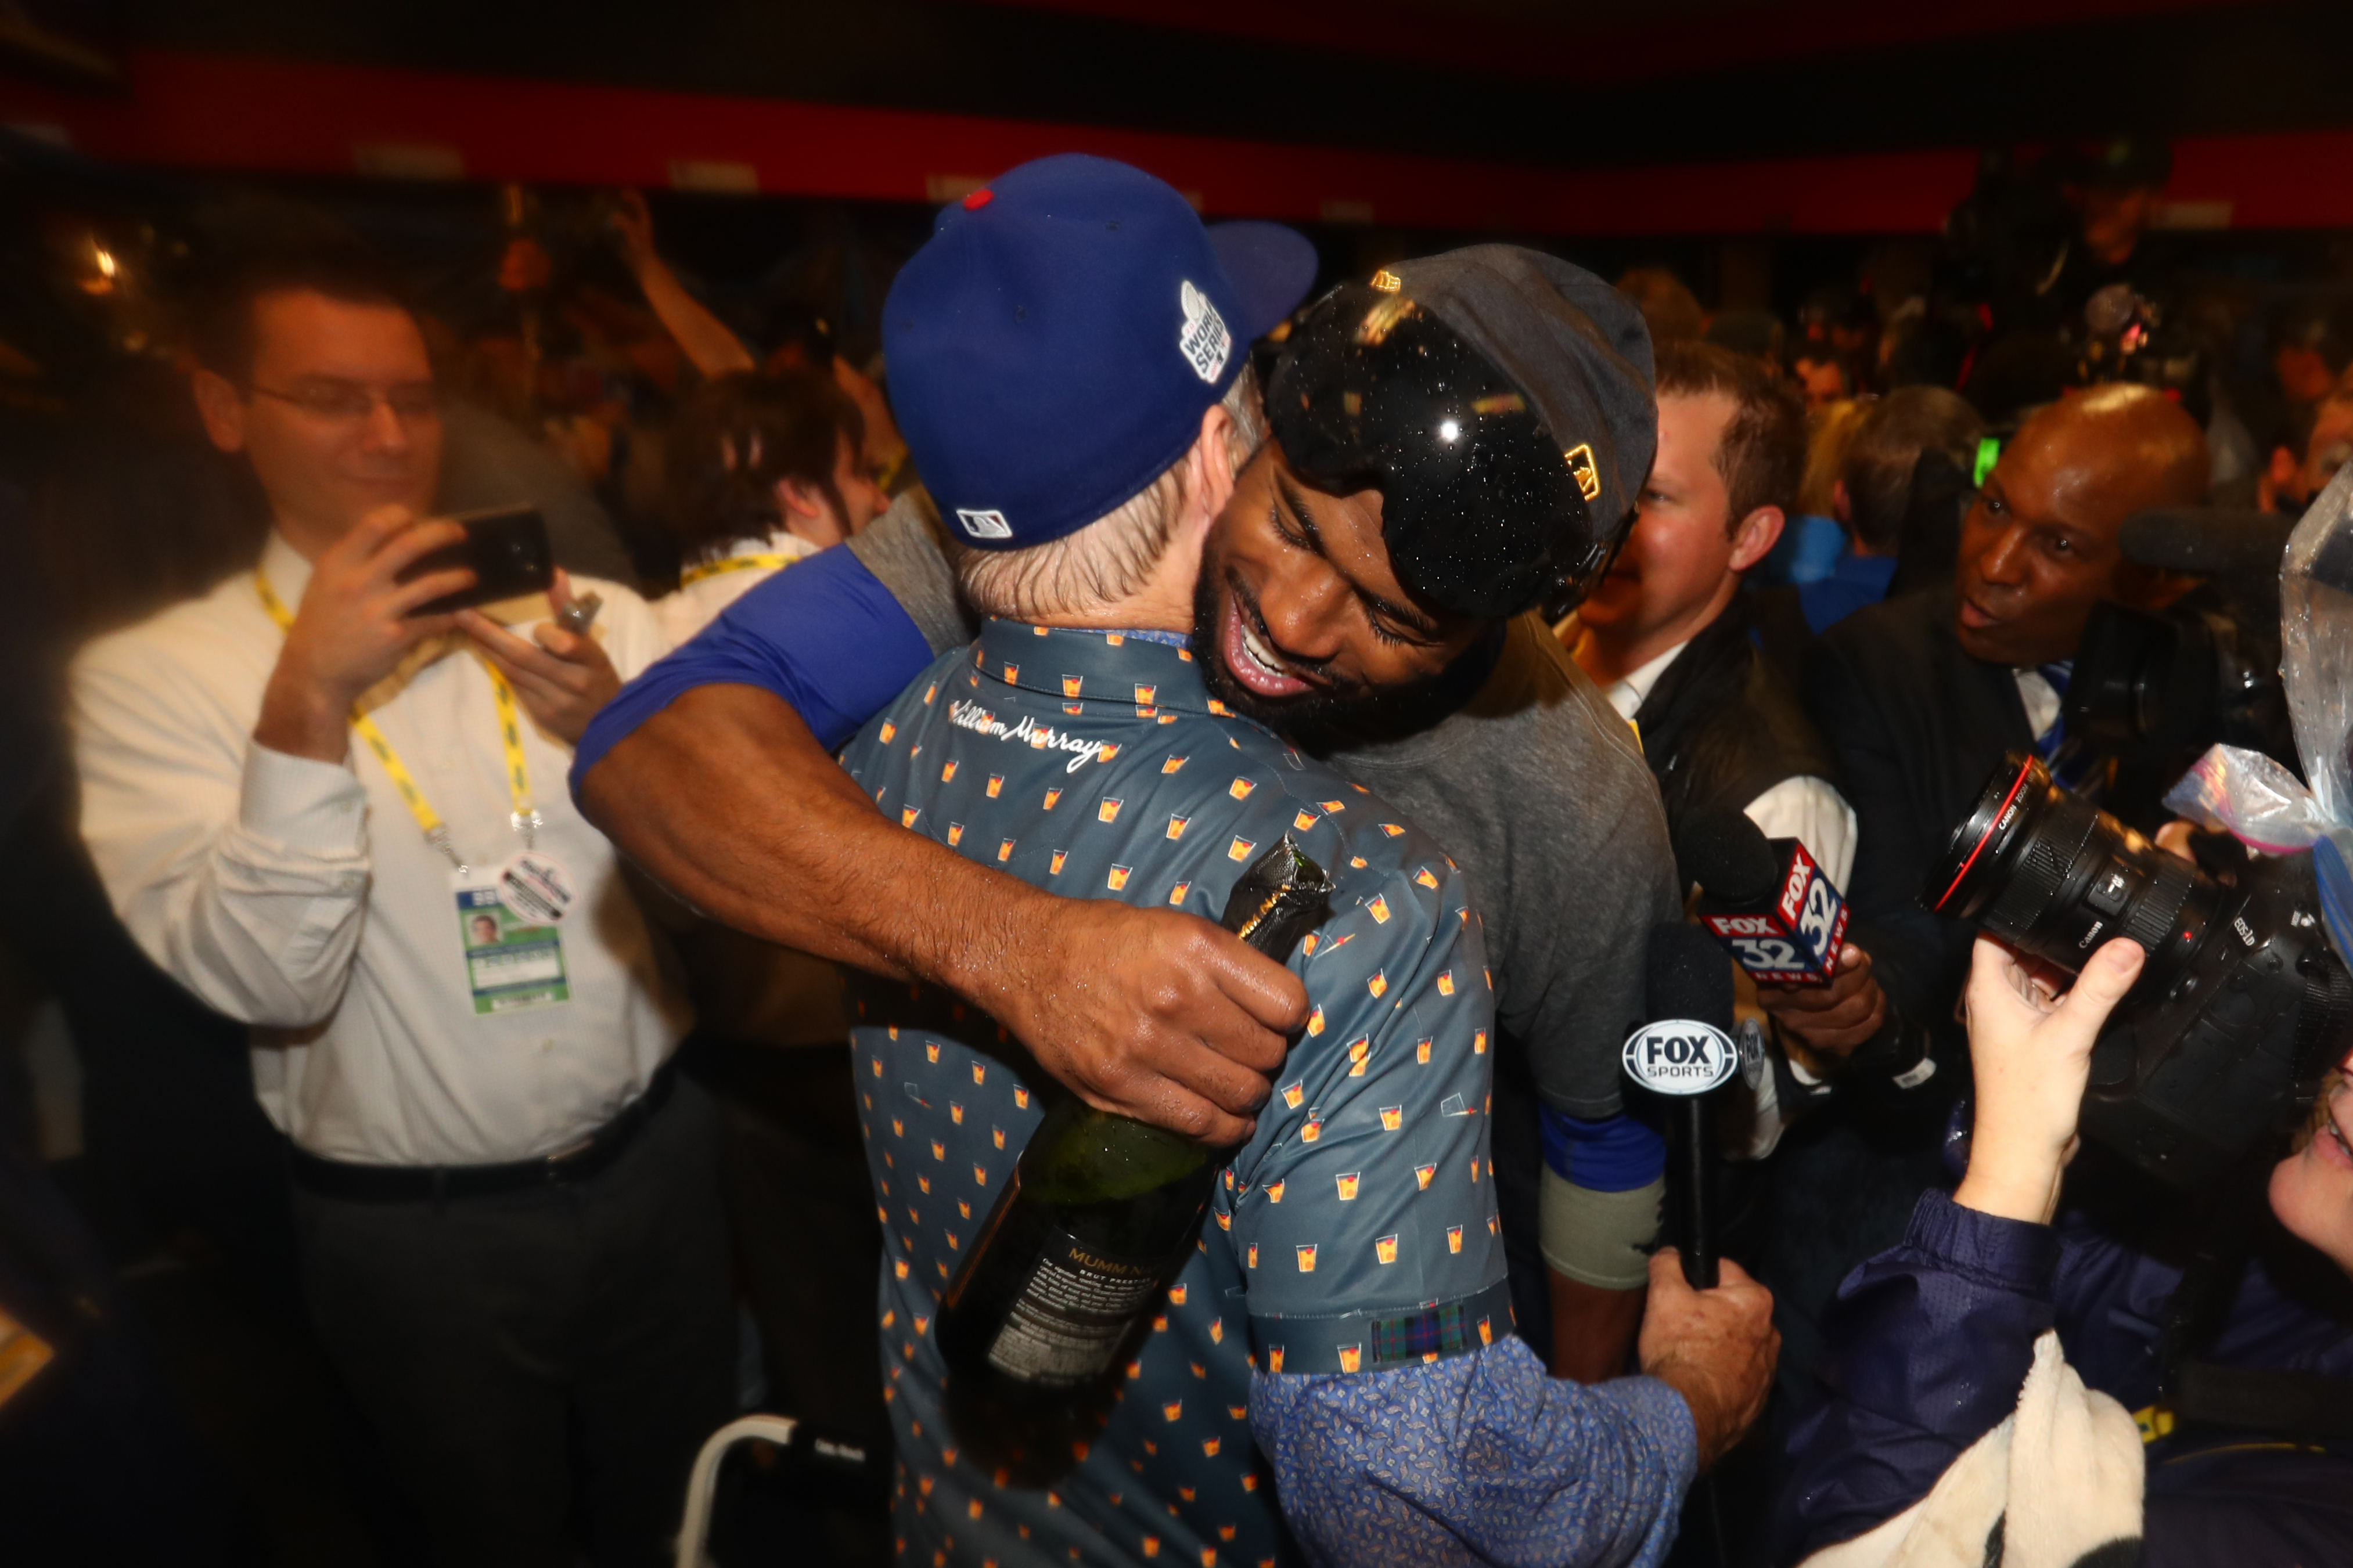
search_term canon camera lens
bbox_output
[1927,752,2353,1191]
[1927,752,2214,987]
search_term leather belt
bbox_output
[286,1068,675,1203]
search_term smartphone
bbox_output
[402,505,554,615]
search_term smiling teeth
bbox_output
[1240,623,1286,679]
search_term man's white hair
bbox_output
[952,368,1265,623]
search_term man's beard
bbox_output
[1189,556,1453,738]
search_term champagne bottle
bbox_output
[937,835,1333,1400]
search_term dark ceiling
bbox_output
[111,0,2352,168]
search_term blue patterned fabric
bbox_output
[1253,1337,1696,1568]
[841,619,1513,1567]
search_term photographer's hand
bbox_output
[1953,935,2144,1224]
[255,507,471,763]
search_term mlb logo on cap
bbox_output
[884,154,1316,550]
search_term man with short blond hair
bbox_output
[836,154,1770,1568]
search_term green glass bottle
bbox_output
[937,836,1332,1401]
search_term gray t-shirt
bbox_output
[848,502,1678,1118]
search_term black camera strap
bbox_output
[2154,1158,2353,1444]
[2166,1361,2353,1441]
[2153,1184,2254,1397]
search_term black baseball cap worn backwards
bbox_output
[884,154,1318,551]
[1268,246,1658,620]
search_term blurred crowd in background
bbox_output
[7,123,2353,1566]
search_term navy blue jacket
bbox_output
[1774,1184,2353,1566]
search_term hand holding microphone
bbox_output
[1638,1249,1778,1472]
[1629,924,1743,1288]
[1676,807,1905,1069]
[1627,922,1779,1469]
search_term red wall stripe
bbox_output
[967,0,2251,88]
[1,48,2346,235]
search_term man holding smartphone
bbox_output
[69,242,731,1568]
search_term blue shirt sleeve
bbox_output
[1251,1337,1696,1568]
[570,546,937,796]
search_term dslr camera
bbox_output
[2056,508,2302,830]
[1929,752,2352,1191]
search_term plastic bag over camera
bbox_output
[2161,744,2330,855]
[2279,459,2353,958]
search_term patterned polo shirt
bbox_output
[839,618,1511,1568]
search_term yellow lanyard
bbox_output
[679,551,797,587]
[256,573,539,872]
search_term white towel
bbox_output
[1802,1331,2144,1568]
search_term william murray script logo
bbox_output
[950,699,1112,774]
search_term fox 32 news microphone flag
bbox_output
[1677,806,1849,986]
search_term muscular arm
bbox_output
[573,542,1306,1142]
[1550,1275,1647,1384]
[1541,1108,1668,1382]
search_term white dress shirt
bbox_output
[1603,638,1858,891]
[653,528,822,647]
[71,532,693,1167]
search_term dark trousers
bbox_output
[683,1038,888,1466]
[290,1076,736,1568]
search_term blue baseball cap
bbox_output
[884,154,1318,550]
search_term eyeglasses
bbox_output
[250,380,441,424]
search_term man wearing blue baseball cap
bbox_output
[578,155,1772,1436]
[623,152,1754,1567]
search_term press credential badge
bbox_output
[454,862,571,1014]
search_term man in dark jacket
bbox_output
[1570,339,1870,1065]
[1804,384,2210,1084]
[1776,385,2212,1405]
[1571,341,1848,871]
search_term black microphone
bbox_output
[1628,923,1740,1289]
[1673,806,1850,987]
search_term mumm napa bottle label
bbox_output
[938,837,1332,1393]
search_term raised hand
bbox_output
[254,506,470,763]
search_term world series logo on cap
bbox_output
[1178,280,1231,384]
